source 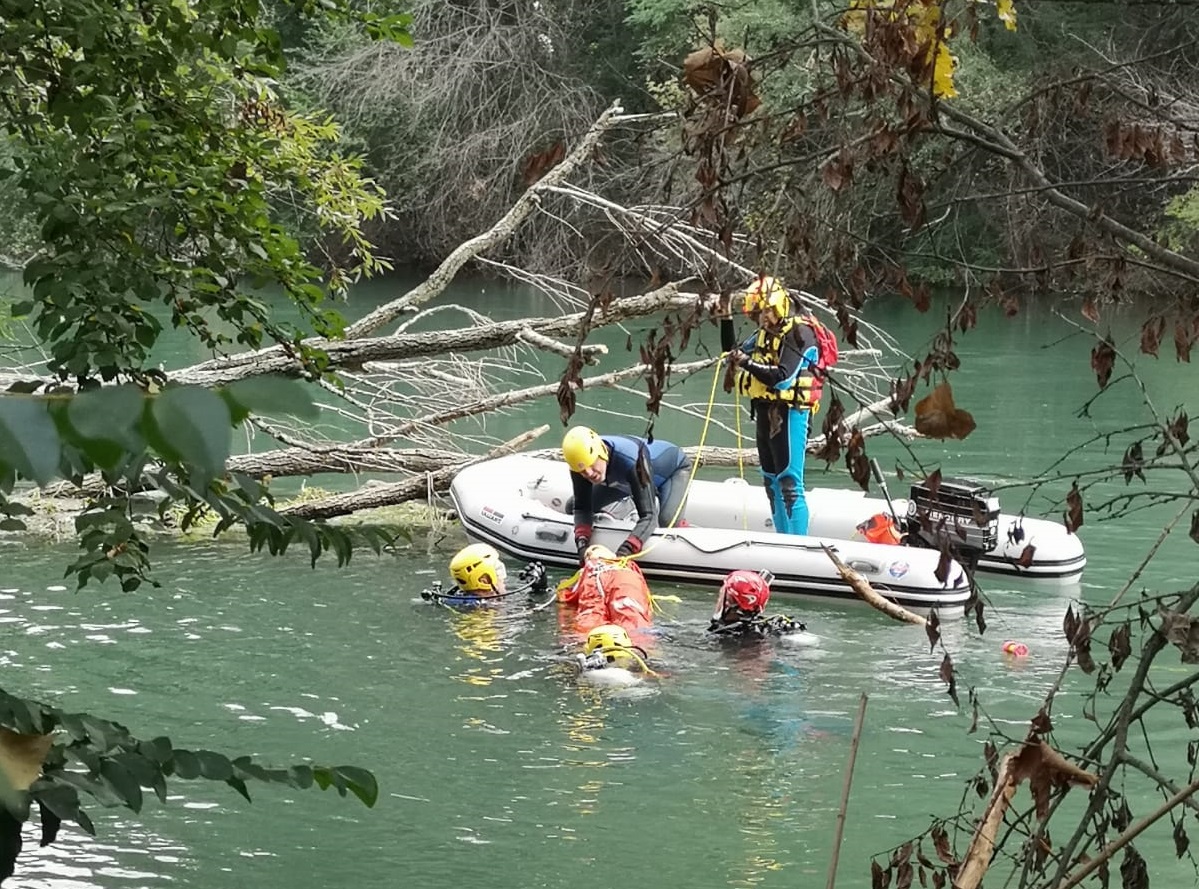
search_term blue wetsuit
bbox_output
[722,317,819,535]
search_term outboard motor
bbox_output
[905,477,1000,569]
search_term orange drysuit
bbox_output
[559,557,653,637]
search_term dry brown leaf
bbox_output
[0,727,53,793]
[914,381,976,440]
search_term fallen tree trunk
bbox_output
[344,100,631,338]
[173,284,706,386]
[280,425,551,519]
[226,446,467,478]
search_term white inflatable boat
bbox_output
[450,455,983,610]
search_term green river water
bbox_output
[1,271,1196,888]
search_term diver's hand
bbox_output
[726,348,746,368]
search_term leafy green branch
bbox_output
[0,375,395,591]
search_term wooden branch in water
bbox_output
[279,425,550,519]
[825,693,869,889]
[821,544,927,626]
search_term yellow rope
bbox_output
[632,356,725,558]
[558,356,728,600]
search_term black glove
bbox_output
[575,536,590,565]
[518,562,547,595]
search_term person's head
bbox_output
[583,543,619,563]
[584,623,638,668]
[449,543,508,595]
[562,426,609,483]
[717,569,772,621]
[742,276,788,326]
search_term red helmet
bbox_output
[720,570,771,613]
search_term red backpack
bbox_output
[797,311,839,406]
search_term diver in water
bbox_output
[422,543,549,607]
[707,569,806,639]
[575,623,655,678]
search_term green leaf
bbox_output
[334,766,378,807]
[99,758,143,813]
[226,776,252,803]
[172,749,201,780]
[222,376,319,421]
[0,396,62,485]
[195,750,233,781]
[150,387,232,480]
[288,765,313,789]
[138,736,173,764]
[67,385,145,448]
[32,783,82,824]
[5,380,42,394]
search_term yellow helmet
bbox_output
[742,276,787,316]
[585,624,633,655]
[584,543,618,562]
[449,543,507,593]
[562,426,608,473]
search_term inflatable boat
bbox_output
[450,455,979,610]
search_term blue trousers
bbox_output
[754,402,810,535]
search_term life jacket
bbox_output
[560,559,653,635]
[857,512,903,545]
[600,435,686,492]
[735,318,817,406]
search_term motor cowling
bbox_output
[905,477,1000,566]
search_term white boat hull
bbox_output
[450,455,979,611]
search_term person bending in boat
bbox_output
[708,569,806,639]
[723,276,821,536]
[422,543,548,607]
[561,426,690,561]
[558,544,654,639]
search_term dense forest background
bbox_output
[4,0,1199,316]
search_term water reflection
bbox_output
[446,607,511,687]
[16,817,189,888]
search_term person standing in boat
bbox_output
[707,569,806,640]
[722,276,820,536]
[561,426,691,561]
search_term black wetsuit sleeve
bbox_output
[571,471,594,536]
[627,444,659,545]
[721,318,737,353]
